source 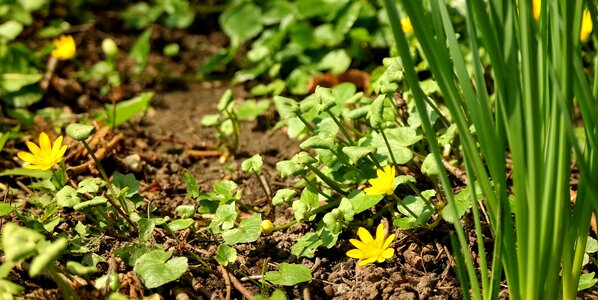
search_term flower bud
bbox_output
[260,219,275,235]
[102,38,118,57]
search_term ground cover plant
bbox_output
[1,0,598,299]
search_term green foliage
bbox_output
[133,250,188,289]
[264,263,312,286]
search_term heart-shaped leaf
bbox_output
[134,250,188,289]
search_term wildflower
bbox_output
[532,0,541,20]
[17,132,67,170]
[346,223,395,266]
[364,165,396,196]
[51,35,76,60]
[581,9,593,42]
[401,18,413,33]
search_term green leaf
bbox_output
[66,261,98,276]
[2,223,44,263]
[276,160,305,178]
[347,190,384,214]
[138,218,156,242]
[342,146,375,164]
[0,204,14,216]
[56,186,81,208]
[113,172,140,197]
[222,213,261,245]
[66,123,96,141]
[273,96,299,120]
[300,136,335,150]
[368,131,413,164]
[291,232,322,258]
[264,263,312,286]
[421,154,440,177]
[385,127,423,147]
[114,244,162,267]
[201,114,220,127]
[317,50,351,74]
[77,177,106,194]
[394,193,435,229]
[175,205,195,218]
[2,84,43,108]
[29,238,68,277]
[0,167,51,179]
[586,236,598,253]
[219,2,263,47]
[272,189,296,206]
[99,93,153,127]
[215,244,237,266]
[133,250,188,289]
[182,169,200,199]
[0,278,24,295]
[73,196,108,210]
[578,272,598,291]
[443,185,481,224]
[213,180,238,199]
[236,99,270,121]
[368,95,386,128]
[293,186,319,221]
[217,89,234,111]
[210,201,237,233]
[129,28,152,73]
[166,219,194,232]
[242,154,263,174]
[0,21,23,41]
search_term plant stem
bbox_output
[81,141,139,233]
[325,109,355,146]
[305,164,348,195]
[378,127,397,166]
[390,193,418,220]
[271,198,342,232]
[297,114,316,133]
[300,174,335,202]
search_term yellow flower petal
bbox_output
[52,136,63,151]
[51,35,76,60]
[359,256,378,266]
[357,227,374,244]
[374,224,386,247]
[39,132,51,152]
[25,141,40,155]
[346,249,365,259]
[581,9,593,42]
[400,18,413,33]
[17,152,35,164]
[383,234,396,249]
[381,248,394,260]
[349,238,368,250]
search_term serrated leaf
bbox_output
[215,244,237,266]
[134,250,188,289]
[276,160,305,178]
[222,213,261,245]
[264,263,312,286]
[368,131,413,164]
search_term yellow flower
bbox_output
[364,165,396,196]
[17,132,68,170]
[532,0,541,20]
[51,35,76,60]
[401,17,413,33]
[346,223,395,266]
[581,9,593,42]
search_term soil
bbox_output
[3,10,598,300]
